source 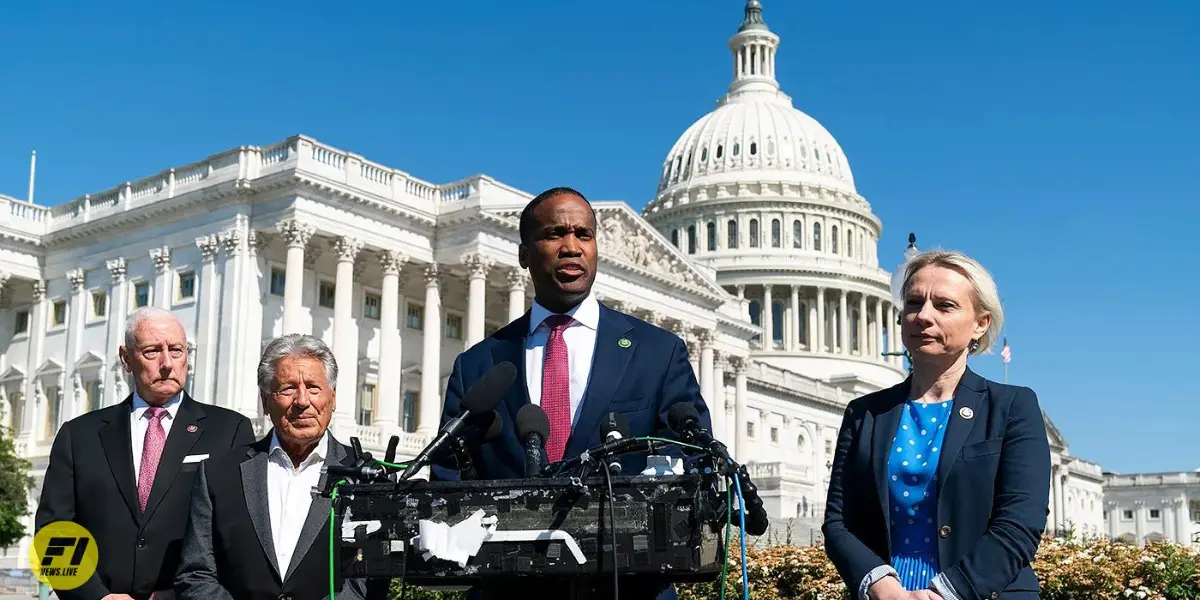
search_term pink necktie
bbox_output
[542,315,574,462]
[138,406,167,512]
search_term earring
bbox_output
[969,339,980,353]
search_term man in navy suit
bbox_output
[433,186,711,599]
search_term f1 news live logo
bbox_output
[30,521,99,590]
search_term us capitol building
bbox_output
[0,0,1193,567]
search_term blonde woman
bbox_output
[823,250,1050,600]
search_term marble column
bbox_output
[839,290,849,355]
[789,286,800,351]
[711,354,727,444]
[193,236,221,405]
[64,269,87,420]
[104,260,128,407]
[857,294,867,356]
[698,329,715,407]
[506,268,528,323]
[418,265,443,437]
[374,250,408,431]
[874,298,884,362]
[277,219,315,334]
[1175,495,1190,544]
[150,246,172,308]
[807,291,817,351]
[331,236,363,438]
[762,285,773,350]
[816,287,826,352]
[23,281,47,441]
[733,358,749,461]
[462,253,493,348]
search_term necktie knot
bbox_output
[544,314,574,333]
[145,406,167,422]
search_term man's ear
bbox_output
[518,244,529,269]
[118,346,132,373]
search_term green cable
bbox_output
[327,462,410,599]
[720,483,732,600]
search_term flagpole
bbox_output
[1004,361,1008,385]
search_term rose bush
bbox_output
[392,536,1200,600]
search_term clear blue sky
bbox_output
[1,1,1197,473]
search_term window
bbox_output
[700,147,708,162]
[726,220,738,249]
[177,271,196,300]
[402,391,418,433]
[14,310,29,335]
[812,223,822,251]
[746,422,755,437]
[749,219,760,248]
[43,385,60,439]
[671,229,679,248]
[84,379,100,414]
[91,291,107,318]
[750,142,758,156]
[406,303,424,330]
[1122,510,1134,520]
[748,300,761,326]
[269,268,286,296]
[767,139,775,155]
[51,300,67,326]
[445,314,463,340]
[363,293,381,320]
[716,144,724,159]
[831,226,839,254]
[357,383,376,425]
[771,219,781,247]
[706,222,716,251]
[846,231,853,258]
[732,141,740,156]
[792,220,802,248]
[797,435,806,450]
[134,281,150,308]
[825,439,834,454]
[686,225,696,254]
[318,281,336,309]
[1150,509,1161,519]
[770,427,779,443]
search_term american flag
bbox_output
[1001,338,1011,364]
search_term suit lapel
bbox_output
[870,381,908,552]
[241,438,281,581]
[567,306,635,457]
[98,396,140,523]
[492,312,532,426]
[284,438,351,583]
[936,368,986,496]
[142,395,205,522]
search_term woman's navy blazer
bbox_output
[822,367,1051,599]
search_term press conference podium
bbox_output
[332,472,726,598]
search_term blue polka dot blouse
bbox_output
[887,398,953,591]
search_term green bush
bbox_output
[390,537,1200,600]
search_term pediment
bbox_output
[1043,410,1067,449]
[592,203,726,298]
[0,365,25,383]
[35,358,63,377]
[74,350,106,370]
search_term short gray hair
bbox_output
[256,334,339,398]
[125,307,184,348]
[902,250,1005,355]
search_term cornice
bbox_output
[644,196,882,234]
[718,265,890,290]
[744,374,845,411]
[290,174,437,228]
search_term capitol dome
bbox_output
[656,0,856,197]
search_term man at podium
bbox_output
[434,186,712,600]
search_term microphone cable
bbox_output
[732,470,749,600]
[600,458,619,600]
[327,459,410,600]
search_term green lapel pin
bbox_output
[618,338,632,348]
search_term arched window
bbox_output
[733,140,741,156]
[706,221,717,251]
[772,300,784,343]
[700,147,708,162]
[748,300,761,326]
[727,220,738,249]
[771,219,781,247]
[749,219,760,248]
[796,307,807,345]
[767,139,776,155]
[716,144,724,159]
[812,222,822,251]
[686,225,697,254]
[750,142,758,156]
[792,220,802,248]
[846,230,853,258]
[671,229,679,248]
[850,309,860,352]
[831,226,839,254]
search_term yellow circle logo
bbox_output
[29,521,98,590]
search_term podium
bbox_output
[332,472,726,596]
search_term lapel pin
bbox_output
[187,424,198,433]
[618,338,632,348]
[958,407,974,420]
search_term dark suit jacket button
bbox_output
[938,525,952,539]
[137,537,146,548]
[278,595,292,600]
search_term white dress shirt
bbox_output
[266,431,329,573]
[130,391,183,482]
[524,292,600,429]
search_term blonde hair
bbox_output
[902,250,1004,355]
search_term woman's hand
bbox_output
[867,577,943,600]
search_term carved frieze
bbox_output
[596,209,705,288]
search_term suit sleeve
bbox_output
[822,403,892,597]
[654,336,712,452]
[430,354,467,482]
[173,462,236,600]
[34,421,112,600]
[937,388,1051,598]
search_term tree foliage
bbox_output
[0,427,34,547]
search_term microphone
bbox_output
[516,404,551,478]
[542,435,658,477]
[453,410,504,481]
[400,362,518,481]
[600,412,630,474]
[666,403,769,536]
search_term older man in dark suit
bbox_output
[174,334,386,600]
[35,307,256,600]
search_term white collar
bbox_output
[269,429,330,466]
[528,292,600,333]
[131,391,183,419]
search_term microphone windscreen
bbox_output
[482,410,504,442]
[667,403,700,434]
[515,404,551,441]
[462,361,518,414]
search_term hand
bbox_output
[151,591,176,600]
[908,591,943,600]
[867,578,943,600]
[101,595,136,600]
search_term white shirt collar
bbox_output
[528,291,600,334]
[131,390,183,420]
[269,429,330,467]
